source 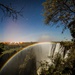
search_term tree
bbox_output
[0,3,23,21]
[42,0,75,42]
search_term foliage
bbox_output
[40,42,75,75]
[42,0,75,41]
[0,42,36,69]
[40,53,64,75]
[42,0,75,73]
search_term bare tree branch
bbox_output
[0,3,23,20]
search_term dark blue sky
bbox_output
[0,0,72,42]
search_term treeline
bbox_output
[0,42,36,69]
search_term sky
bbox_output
[0,0,72,42]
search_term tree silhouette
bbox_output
[42,0,75,42]
[0,2,23,21]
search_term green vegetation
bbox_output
[0,0,75,74]
[39,0,75,75]
[39,42,75,75]
[42,0,75,42]
[0,42,36,69]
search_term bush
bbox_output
[40,42,75,75]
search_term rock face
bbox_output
[0,42,65,75]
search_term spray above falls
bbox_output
[0,42,68,75]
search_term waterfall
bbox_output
[0,42,68,75]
